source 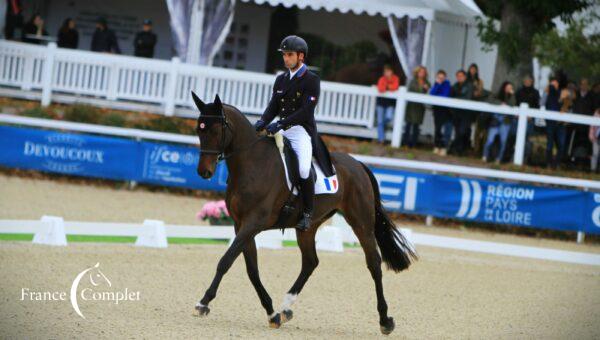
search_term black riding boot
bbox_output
[295,175,314,231]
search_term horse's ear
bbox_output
[191,91,205,111]
[214,94,222,112]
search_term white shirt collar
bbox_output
[288,64,306,79]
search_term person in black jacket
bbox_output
[91,17,120,54]
[133,19,157,58]
[57,18,78,49]
[254,35,332,231]
[21,13,48,44]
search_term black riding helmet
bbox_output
[278,35,308,57]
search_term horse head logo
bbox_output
[70,262,111,319]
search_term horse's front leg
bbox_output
[194,225,257,317]
[279,227,318,324]
[242,238,281,328]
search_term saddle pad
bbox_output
[279,152,339,195]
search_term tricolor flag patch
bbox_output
[323,178,337,191]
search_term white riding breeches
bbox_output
[281,125,313,179]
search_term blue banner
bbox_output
[1,125,599,235]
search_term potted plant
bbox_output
[197,200,233,226]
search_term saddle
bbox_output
[274,134,339,195]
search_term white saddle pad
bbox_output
[279,153,339,195]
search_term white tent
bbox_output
[174,0,495,83]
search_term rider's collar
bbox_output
[288,63,306,79]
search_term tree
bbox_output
[475,0,591,91]
[533,12,600,83]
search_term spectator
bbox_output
[375,64,400,144]
[21,13,48,44]
[91,17,120,54]
[593,82,600,112]
[450,69,474,155]
[57,18,78,49]
[483,81,516,164]
[468,63,487,154]
[403,66,430,148]
[589,108,600,172]
[430,69,452,156]
[134,19,157,58]
[515,75,540,163]
[573,79,594,116]
[4,0,24,40]
[544,77,566,168]
[516,75,540,109]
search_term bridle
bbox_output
[197,110,262,162]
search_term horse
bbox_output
[191,92,417,335]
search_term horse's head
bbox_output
[192,91,229,179]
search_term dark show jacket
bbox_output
[260,66,335,177]
[134,30,157,58]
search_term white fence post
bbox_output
[21,52,34,91]
[41,42,57,106]
[33,215,67,246]
[514,103,529,165]
[106,62,119,101]
[135,219,168,248]
[391,87,407,147]
[164,57,180,117]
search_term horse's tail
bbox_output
[359,162,418,272]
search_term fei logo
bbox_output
[456,179,482,219]
[149,145,197,166]
[373,172,423,211]
[20,262,140,319]
[592,194,600,228]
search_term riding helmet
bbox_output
[278,35,308,57]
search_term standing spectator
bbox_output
[57,18,78,49]
[572,79,594,116]
[21,13,48,44]
[516,75,540,109]
[91,17,120,54]
[4,0,24,40]
[403,66,430,148]
[375,64,400,144]
[134,19,157,58]
[544,77,566,168]
[589,108,600,172]
[515,75,540,163]
[430,69,452,156]
[467,63,487,154]
[483,81,516,164]
[450,70,473,155]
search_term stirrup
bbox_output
[295,212,312,231]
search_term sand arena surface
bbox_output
[1,174,599,338]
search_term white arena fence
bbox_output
[1,216,599,267]
[1,39,599,167]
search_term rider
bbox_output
[254,35,319,232]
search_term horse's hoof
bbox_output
[195,304,210,317]
[380,317,395,335]
[268,313,281,329]
[281,309,293,323]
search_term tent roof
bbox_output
[240,0,482,20]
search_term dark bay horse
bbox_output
[192,92,417,335]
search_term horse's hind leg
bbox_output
[342,208,395,335]
[279,225,319,324]
[242,238,280,328]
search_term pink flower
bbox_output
[197,200,229,220]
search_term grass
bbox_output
[0,234,361,247]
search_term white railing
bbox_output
[1,216,599,266]
[0,40,377,130]
[1,39,600,166]
[391,87,600,165]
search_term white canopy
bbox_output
[240,0,482,20]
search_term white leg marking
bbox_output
[269,311,278,319]
[195,301,206,308]
[280,293,297,311]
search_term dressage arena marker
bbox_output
[0,217,598,266]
